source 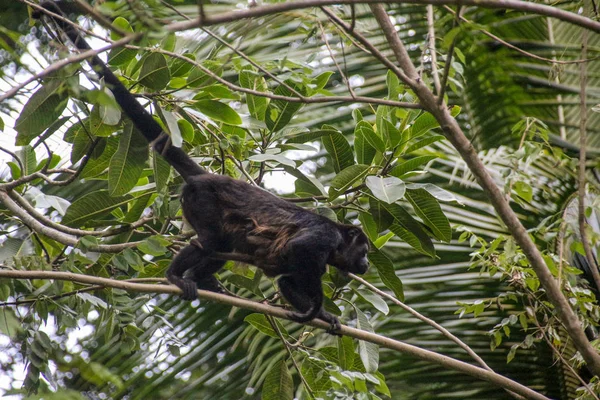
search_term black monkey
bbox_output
[34,1,370,330]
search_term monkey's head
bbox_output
[330,225,370,274]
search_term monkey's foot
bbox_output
[318,311,342,335]
[180,280,199,301]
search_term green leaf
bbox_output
[285,129,331,144]
[337,336,355,370]
[354,123,377,165]
[404,135,445,154]
[137,236,170,256]
[82,137,119,178]
[358,212,378,242]
[191,100,242,125]
[244,313,278,338]
[328,164,369,199]
[108,122,149,196]
[62,190,132,227]
[513,181,533,203]
[108,17,136,66]
[283,166,327,197]
[17,146,37,176]
[313,71,333,90]
[265,81,306,132]
[373,232,394,249]
[380,202,435,257]
[368,248,404,300]
[262,360,293,400]
[405,183,463,204]
[365,176,406,204]
[139,53,170,90]
[390,155,437,177]
[322,128,355,173]
[356,121,385,152]
[369,197,394,233]
[153,152,171,192]
[358,290,389,315]
[239,68,269,121]
[249,153,295,168]
[15,80,68,145]
[410,112,438,139]
[406,188,452,242]
[170,53,196,77]
[356,308,379,373]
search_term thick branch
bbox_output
[0,189,142,253]
[368,3,600,376]
[0,269,548,400]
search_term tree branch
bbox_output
[367,2,600,376]
[0,268,549,400]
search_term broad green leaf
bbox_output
[98,88,121,126]
[283,166,327,197]
[239,68,268,121]
[365,176,406,204]
[82,136,119,178]
[405,183,463,204]
[170,52,196,77]
[265,81,306,132]
[137,236,170,256]
[313,71,333,90]
[262,361,293,400]
[109,122,148,196]
[249,153,296,168]
[358,290,389,315]
[244,313,278,338]
[285,129,332,144]
[123,193,153,223]
[62,190,132,227]
[382,118,402,147]
[337,336,355,371]
[108,17,136,66]
[354,123,377,165]
[157,108,182,147]
[390,155,437,177]
[404,135,445,154]
[373,232,395,249]
[356,308,379,373]
[410,106,460,139]
[513,181,533,202]
[187,60,222,87]
[191,100,242,125]
[322,128,355,173]
[406,188,451,242]
[358,212,378,242]
[386,70,402,100]
[15,80,68,145]
[368,248,404,300]
[139,53,170,90]
[328,164,369,199]
[380,202,435,257]
[17,146,37,176]
[369,197,394,233]
[153,151,171,192]
[356,121,385,152]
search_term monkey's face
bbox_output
[333,226,370,274]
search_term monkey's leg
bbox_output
[167,245,208,300]
[278,275,341,332]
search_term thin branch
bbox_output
[0,189,143,253]
[576,0,600,291]
[438,6,461,104]
[427,5,441,95]
[367,1,600,376]
[444,5,599,65]
[8,190,152,238]
[0,268,550,400]
[350,273,525,400]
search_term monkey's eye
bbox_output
[348,228,358,237]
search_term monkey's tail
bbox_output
[35,1,207,181]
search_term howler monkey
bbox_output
[34,1,370,331]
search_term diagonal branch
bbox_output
[367,2,600,376]
[0,268,549,400]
